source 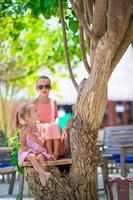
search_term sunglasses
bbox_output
[37,84,51,90]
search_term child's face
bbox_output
[36,78,51,97]
[25,105,38,123]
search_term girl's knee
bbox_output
[37,154,45,160]
[27,153,37,161]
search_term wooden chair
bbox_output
[102,125,133,176]
[105,176,133,200]
[0,146,17,194]
[120,143,133,177]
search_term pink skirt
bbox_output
[18,148,51,166]
[44,123,62,140]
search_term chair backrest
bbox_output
[0,129,6,146]
[0,130,10,162]
[105,176,133,200]
[103,125,133,155]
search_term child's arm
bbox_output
[39,124,45,138]
[36,123,46,145]
[21,125,45,146]
[54,100,58,122]
[34,147,45,154]
[28,131,45,146]
[61,119,71,142]
[61,128,68,142]
[19,128,44,154]
[19,128,31,152]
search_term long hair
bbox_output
[16,104,34,129]
[16,111,22,129]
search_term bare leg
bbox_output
[37,154,47,171]
[37,154,51,182]
[53,139,60,160]
[26,153,45,173]
[46,139,53,156]
[26,153,46,186]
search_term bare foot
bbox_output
[39,173,46,186]
[45,172,52,181]
[53,154,59,160]
[49,154,54,160]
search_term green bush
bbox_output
[5,130,24,173]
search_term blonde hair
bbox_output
[36,76,51,86]
[16,103,34,128]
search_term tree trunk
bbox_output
[68,116,101,200]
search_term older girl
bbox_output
[33,76,62,160]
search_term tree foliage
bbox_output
[0,10,80,86]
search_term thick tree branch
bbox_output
[116,0,126,19]
[92,0,108,38]
[107,1,133,64]
[58,0,78,91]
[79,25,91,74]
[70,0,98,43]
[93,0,96,5]
[83,0,90,25]
[111,16,133,73]
[85,33,90,55]
[90,0,108,65]
[116,1,133,33]
[77,0,90,55]
[107,0,117,33]
[82,0,91,54]
[85,0,93,24]
[125,1,133,24]
[78,0,84,13]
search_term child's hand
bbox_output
[37,123,46,142]
[31,149,37,154]
[39,124,45,133]
[61,129,68,142]
[35,147,44,154]
[37,123,45,133]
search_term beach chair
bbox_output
[105,176,133,200]
[102,125,133,176]
[0,130,17,194]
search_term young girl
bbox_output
[33,76,62,160]
[17,103,51,186]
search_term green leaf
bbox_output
[32,0,41,16]
[65,15,70,20]
[27,68,34,76]
[69,19,79,33]
[44,0,51,8]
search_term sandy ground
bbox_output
[0,168,133,200]
[0,168,109,200]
